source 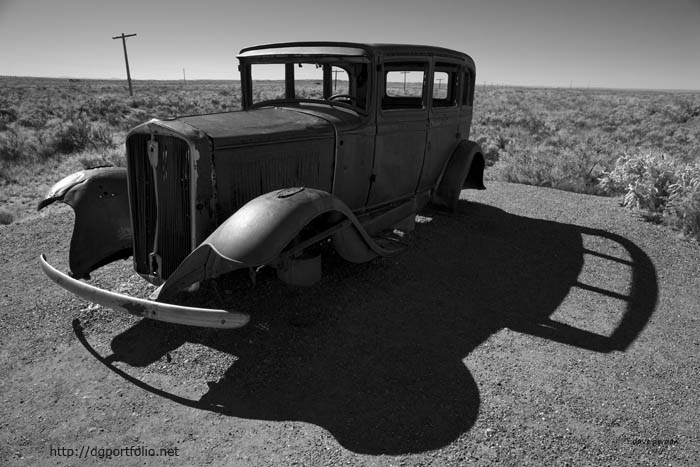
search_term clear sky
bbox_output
[1,0,699,90]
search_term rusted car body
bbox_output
[39,42,484,328]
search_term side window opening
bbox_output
[330,66,350,95]
[432,63,459,108]
[382,62,427,110]
[462,70,474,107]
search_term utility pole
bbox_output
[112,33,137,96]
[332,69,340,91]
[436,77,444,91]
[399,71,409,92]
[183,68,187,85]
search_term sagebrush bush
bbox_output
[666,163,700,238]
[43,119,116,156]
[0,127,38,163]
[599,153,700,240]
[74,147,126,169]
[490,145,605,194]
[0,128,25,162]
[472,87,700,198]
[599,153,677,210]
[52,119,92,153]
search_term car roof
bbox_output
[238,41,474,67]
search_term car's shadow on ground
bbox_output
[74,200,658,455]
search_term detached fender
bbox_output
[156,187,401,299]
[38,167,132,278]
[432,140,485,211]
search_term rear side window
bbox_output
[432,63,460,108]
[382,62,427,110]
[462,70,474,106]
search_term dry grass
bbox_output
[1,77,699,239]
[472,86,700,240]
[0,77,242,220]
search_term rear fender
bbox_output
[38,167,132,278]
[156,187,400,299]
[432,140,485,211]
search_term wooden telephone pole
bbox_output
[400,71,409,92]
[332,69,340,91]
[112,33,137,96]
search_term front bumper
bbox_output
[39,255,250,329]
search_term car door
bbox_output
[366,59,429,206]
[417,60,463,191]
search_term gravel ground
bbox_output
[1,181,698,466]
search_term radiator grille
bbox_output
[127,134,192,279]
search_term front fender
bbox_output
[38,167,132,278]
[156,187,401,299]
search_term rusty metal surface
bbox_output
[238,42,475,68]
[156,188,404,299]
[39,42,485,326]
[38,167,132,279]
[177,109,334,149]
[419,107,462,192]
[212,137,334,221]
[368,114,428,206]
[330,128,375,209]
[39,255,249,329]
[127,134,192,280]
[238,45,369,58]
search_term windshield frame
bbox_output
[239,55,373,115]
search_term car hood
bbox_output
[169,106,362,149]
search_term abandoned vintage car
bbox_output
[39,42,485,328]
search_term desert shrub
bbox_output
[0,128,25,162]
[599,153,700,240]
[472,87,700,203]
[75,151,110,169]
[665,164,700,238]
[599,153,678,210]
[48,119,116,155]
[0,127,39,163]
[74,147,126,169]
[0,207,15,225]
[90,124,116,149]
[491,145,606,194]
[0,108,18,124]
[52,119,92,153]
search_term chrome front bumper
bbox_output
[39,255,250,329]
